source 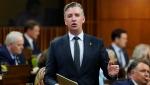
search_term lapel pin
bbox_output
[90,43,92,45]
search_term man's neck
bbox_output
[113,42,121,48]
[69,30,82,36]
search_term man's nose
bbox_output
[72,15,76,21]
[145,71,150,77]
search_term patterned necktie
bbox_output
[74,36,80,73]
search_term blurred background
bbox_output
[1,0,150,56]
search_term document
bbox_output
[56,73,78,85]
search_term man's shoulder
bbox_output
[0,45,7,52]
[85,34,103,41]
[51,34,66,44]
[0,45,9,57]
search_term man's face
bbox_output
[29,25,40,40]
[116,33,128,48]
[132,62,150,85]
[64,7,85,33]
[10,37,24,55]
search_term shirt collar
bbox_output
[112,43,121,52]
[131,79,138,85]
[68,31,84,41]
[24,33,33,43]
[6,46,16,59]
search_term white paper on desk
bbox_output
[56,73,78,85]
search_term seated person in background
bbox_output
[37,49,48,68]
[113,59,150,85]
[0,31,26,65]
[32,49,48,74]
[129,44,150,65]
[23,20,41,55]
[34,67,45,85]
[108,28,129,68]
[125,44,150,72]
[99,49,117,85]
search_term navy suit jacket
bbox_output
[113,79,135,85]
[0,45,26,65]
[23,35,41,55]
[44,34,117,85]
[108,45,129,67]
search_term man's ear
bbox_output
[82,16,85,23]
[64,18,67,25]
[130,70,135,75]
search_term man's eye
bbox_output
[67,15,72,18]
[76,14,79,17]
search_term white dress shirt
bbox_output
[7,46,18,65]
[24,33,34,50]
[131,79,138,85]
[112,43,126,67]
[68,31,84,66]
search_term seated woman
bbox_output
[34,67,45,85]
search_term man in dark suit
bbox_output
[108,29,129,68]
[0,31,26,65]
[44,2,119,85]
[23,20,41,55]
[113,59,150,85]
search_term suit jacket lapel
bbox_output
[3,45,15,65]
[80,34,92,73]
[62,34,77,71]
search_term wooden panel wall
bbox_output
[65,0,150,56]
[97,0,150,56]
[0,27,96,51]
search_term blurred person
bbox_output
[34,67,45,85]
[23,20,41,55]
[113,59,150,85]
[37,49,48,68]
[132,44,150,60]
[126,44,150,70]
[15,0,43,26]
[108,28,129,68]
[99,49,117,85]
[44,2,119,85]
[0,31,26,65]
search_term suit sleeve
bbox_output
[44,41,58,85]
[99,39,117,80]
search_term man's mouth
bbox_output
[71,23,77,27]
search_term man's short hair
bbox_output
[24,20,40,32]
[111,28,126,41]
[127,59,150,74]
[5,31,23,45]
[64,2,84,17]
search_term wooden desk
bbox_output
[1,65,32,85]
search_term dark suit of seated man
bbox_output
[0,31,26,65]
[23,20,41,55]
[113,59,150,85]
